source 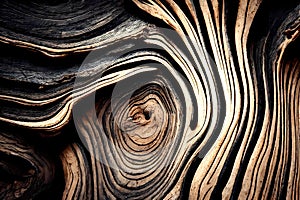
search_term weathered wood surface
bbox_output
[0,0,299,199]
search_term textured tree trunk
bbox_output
[0,0,299,199]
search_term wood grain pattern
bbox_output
[0,0,299,199]
[0,131,55,199]
[60,143,92,200]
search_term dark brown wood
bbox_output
[0,0,299,199]
[0,132,55,199]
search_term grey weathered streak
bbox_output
[0,0,299,199]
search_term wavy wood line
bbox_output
[0,0,299,199]
[0,0,149,57]
[60,143,92,200]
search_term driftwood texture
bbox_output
[0,0,299,199]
